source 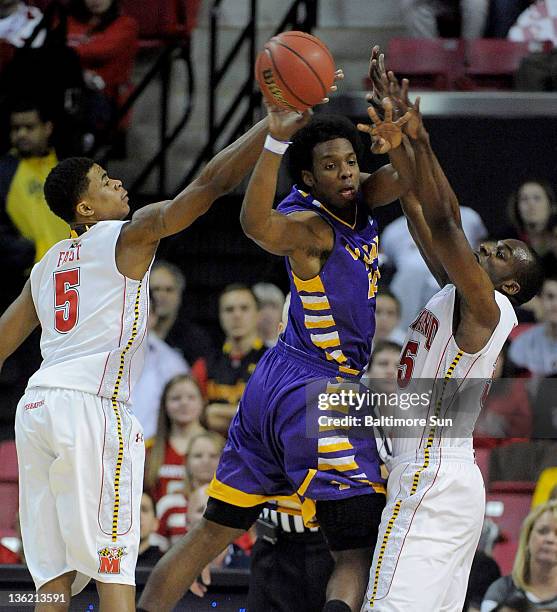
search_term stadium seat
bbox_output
[0,440,18,483]
[0,483,18,533]
[366,38,466,90]
[486,492,532,574]
[464,39,552,89]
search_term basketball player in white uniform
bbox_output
[358,64,544,611]
[0,117,268,610]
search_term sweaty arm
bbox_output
[0,280,39,371]
[116,118,269,279]
[409,131,500,331]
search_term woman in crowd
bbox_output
[145,374,206,503]
[507,179,557,258]
[155,432,226,550]
[481,500,557,611]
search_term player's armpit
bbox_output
[360,164,406,209]
[0,280,39,369]
[246,210,333,258]
[429,219,500,329]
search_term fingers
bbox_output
[356,122,373,135]
[401,78,411,105]
[395,110,412,127]
[334,69,344,81]
[366,104,382,125]
[201,566,211,586]
[378,53,386,78]
[414,95,421,113]
[190,580,207,598]
[382,97,393,123]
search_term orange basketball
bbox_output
[255,31,336,112]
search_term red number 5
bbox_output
[54,269,80,333]
[398,340,419,388]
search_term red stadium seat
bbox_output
[486,492,532,574]
[464,39,551,89]
[0,440,18,483]
[0,483,18,532]
[490,481,536,495]
[368,38,466,90]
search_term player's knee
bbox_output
[316,493,385,551]
[203,496,265,531]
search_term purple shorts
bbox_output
[208,340,385,525]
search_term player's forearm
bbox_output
[240,148,283,240]
[202,117,269,195]
[414,129,462,228]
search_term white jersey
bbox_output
[389,284,517,459]
[27,221,150,403]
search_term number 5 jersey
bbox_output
[26,221,150,404]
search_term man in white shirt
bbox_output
[0,0,45,47]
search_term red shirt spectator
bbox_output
[67,0,138,101]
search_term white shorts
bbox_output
[362,448,485,612]
[15,386,145,595]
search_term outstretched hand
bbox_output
[357,98,411,154]
[385,75,422,140]
[265,102,313,142]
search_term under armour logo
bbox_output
[135,432,144,443]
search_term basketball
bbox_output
[255,31,336,112]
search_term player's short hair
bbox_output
[44,157,95,223]
[287,114,364,188]
[509,245,545,306]
[219,283,260,308]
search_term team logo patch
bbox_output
[97,546,126,574]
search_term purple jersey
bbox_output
[278,186,379,375]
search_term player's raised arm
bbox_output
[239,105,329,258]
[0,280,39,371]
[402,120,501,329]
[119,117,269,246]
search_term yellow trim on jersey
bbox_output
[297,468,317,497]
[304,316,336,329]
[109,280,143,542]
[366,350,464,607]
[318,441,354,453]
[318,459,359,472]
[339,365,360,375]
[293,273,326,294]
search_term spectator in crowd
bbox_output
[365,340,403,467]
[0,0,45,48]
[253,282,285,347]
[466,548,501,612]
[474,341,532,444]
[131,293,189,439]
[481,500,557,611]
[399,0,489,39]
[144,374,206,503]
[137,492,163,568]
[66,0,139,145]
[0,100,68,263]
[509,276,557,376]
[156,432,225,550]
[149,260,213,376]
[381,204,487,329]
[205,284,267,435]
[542,214,557,275]
[374,290,406,345]
[507,180,556,258]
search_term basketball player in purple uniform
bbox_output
[139,104,411,612]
